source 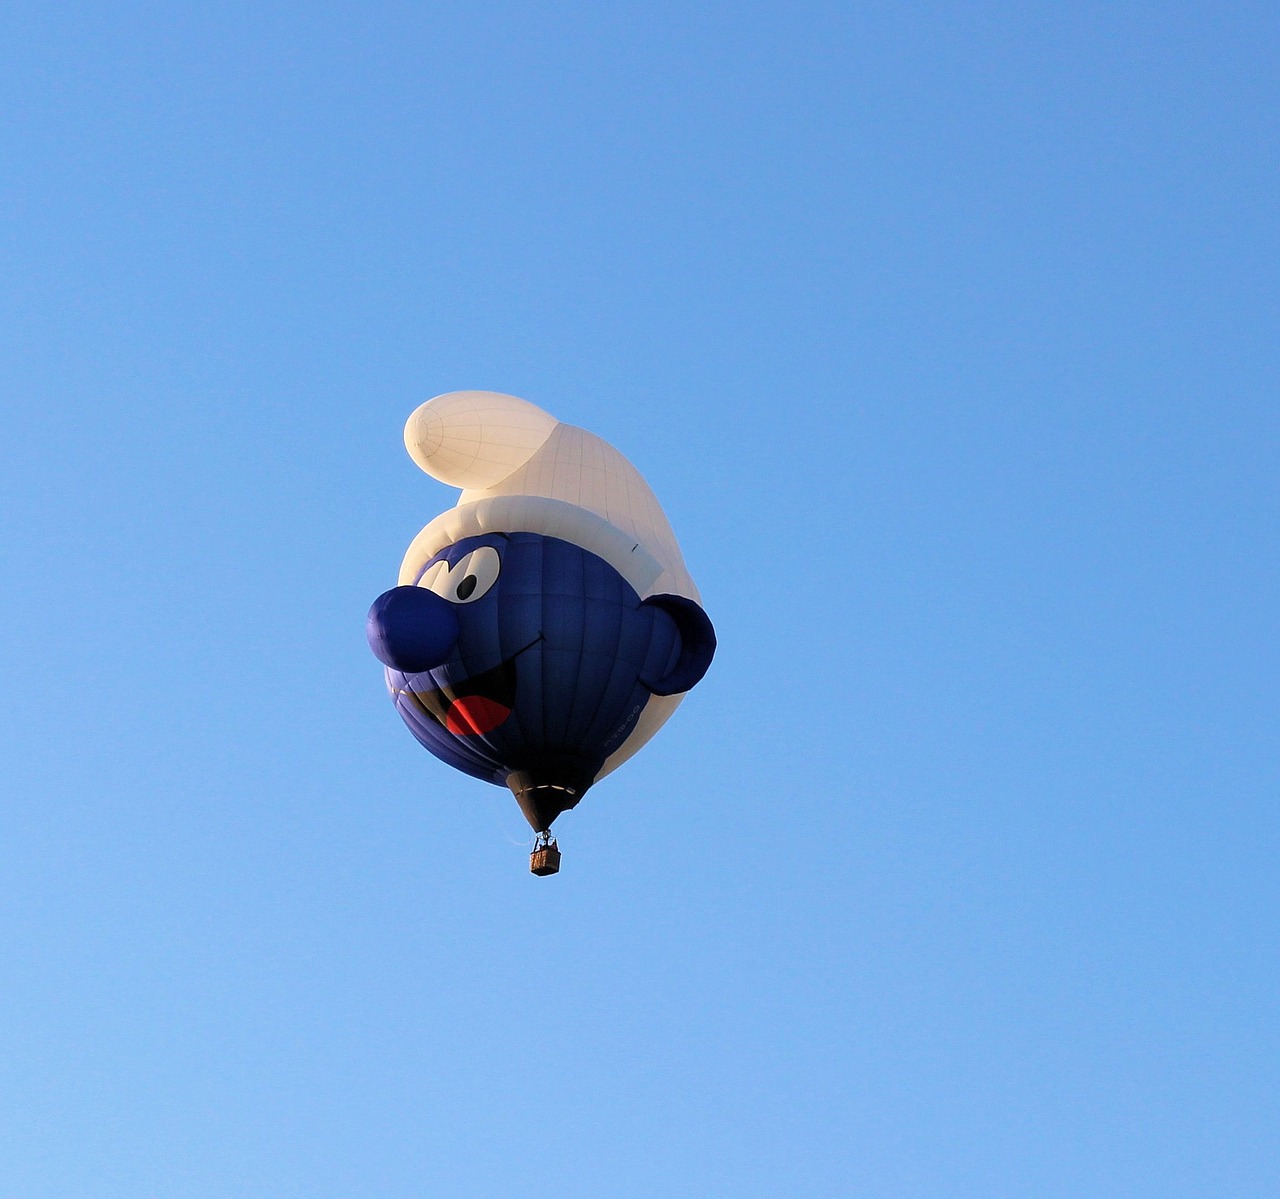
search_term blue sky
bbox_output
[2,3,1277,1195]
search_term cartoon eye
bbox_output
[418,546,501,604]
[449,546,500,602]
[417,560,448,593]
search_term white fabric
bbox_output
[404,391,558,490]
[459,422,699,602]
[398,496,663,596]
[405,392,699,602]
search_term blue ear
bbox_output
[639,594,717,696]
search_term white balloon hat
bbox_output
[398,391,700,602]
[397,390,703,778]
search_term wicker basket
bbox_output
[530,843,562,876]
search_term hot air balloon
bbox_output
[367,391,716,875]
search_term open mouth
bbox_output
[400,635,542,737]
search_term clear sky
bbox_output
[2,3,1276,1196]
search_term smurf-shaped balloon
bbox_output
[367,391,716,874]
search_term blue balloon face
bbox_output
[383,533,682,792]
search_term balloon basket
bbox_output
[530,834,561,877]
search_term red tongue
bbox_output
[446,696,512,736]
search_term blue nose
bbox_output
[366,585,460,673]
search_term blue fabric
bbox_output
[639,594,717,695]
[366,586,459,673]
[371,532,714,794]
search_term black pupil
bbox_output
[455,574,477,600]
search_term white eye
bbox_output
[418,546,501,604]
[418,560,449,594]
[448,546,500,602]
